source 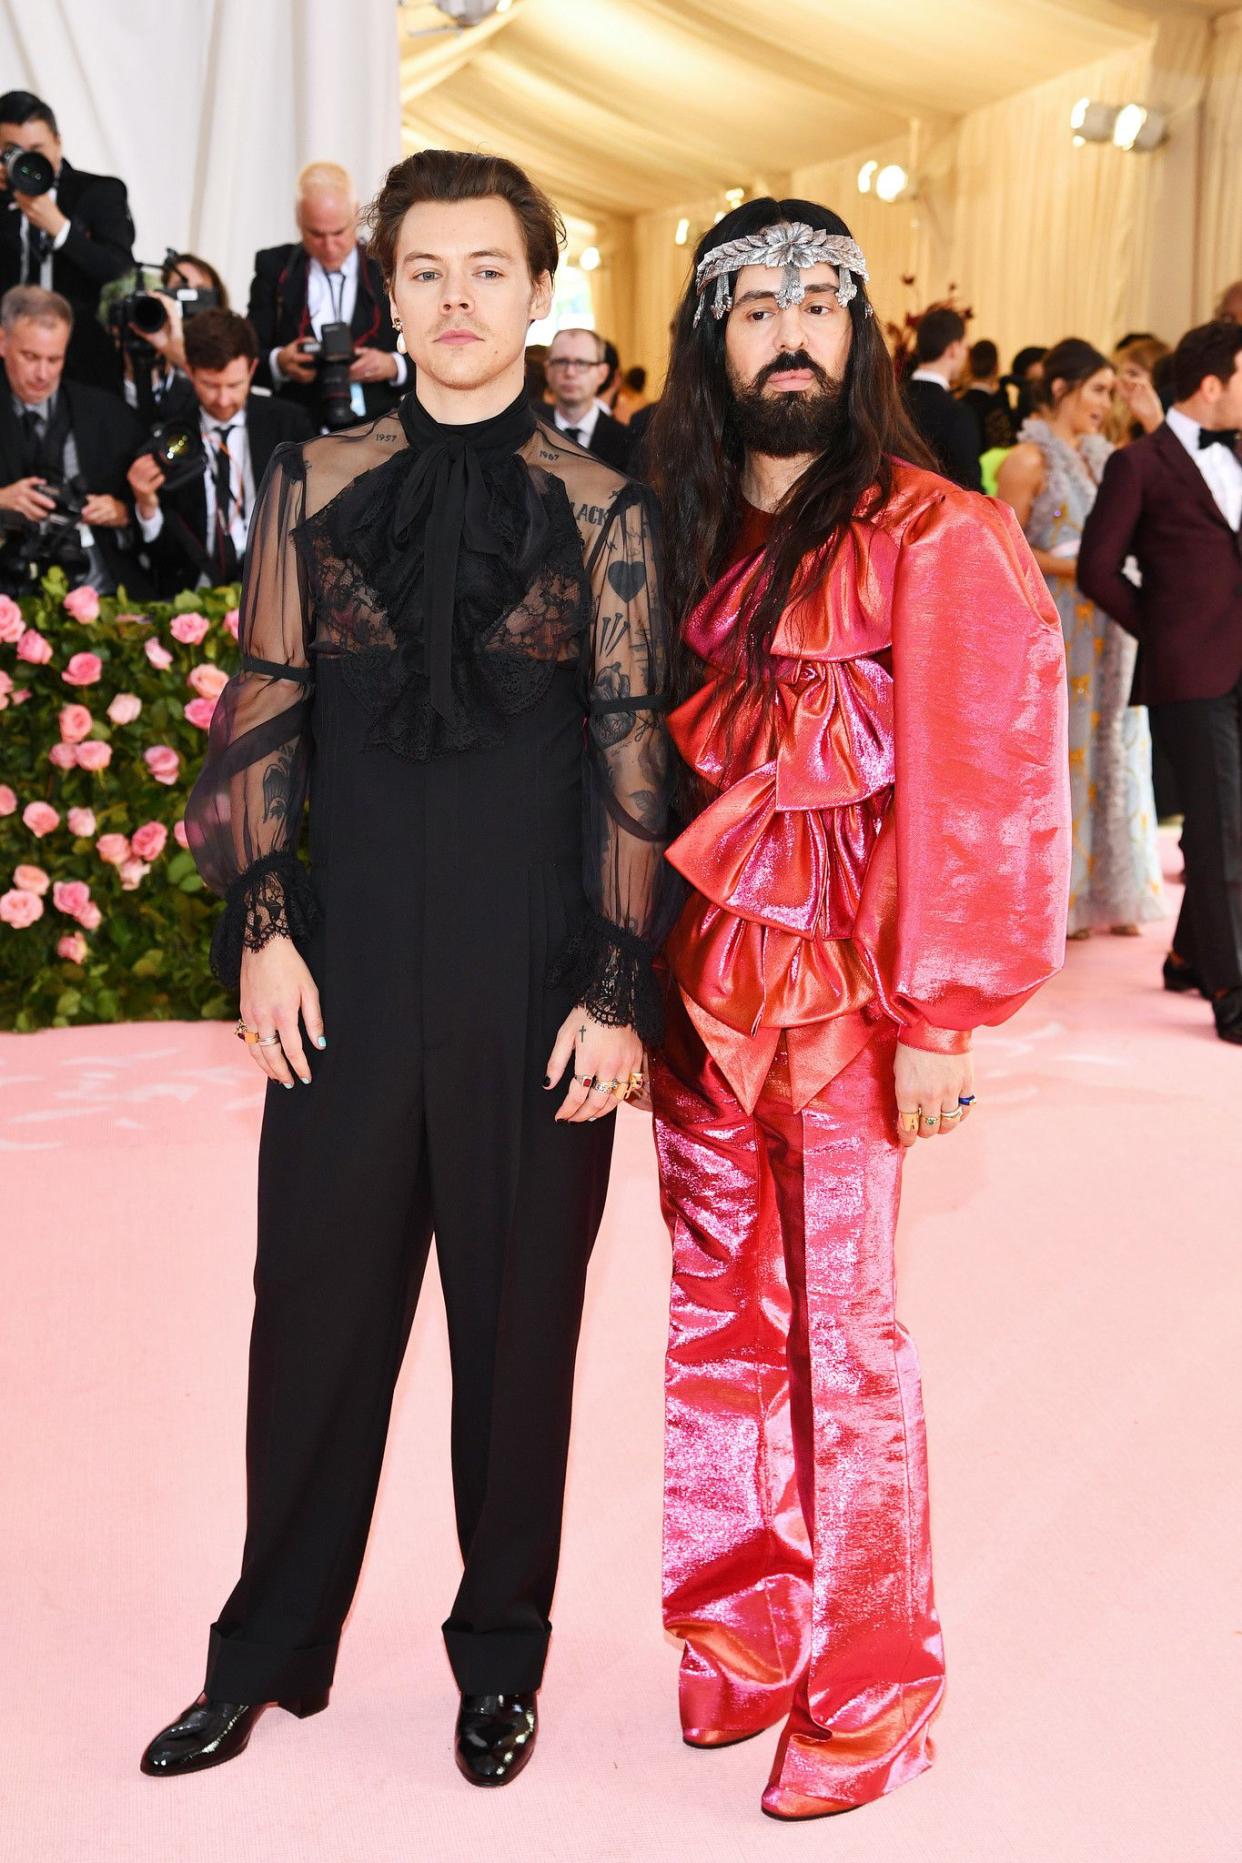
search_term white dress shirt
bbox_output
[268,244,407,417]
[18,185,71,289]
[553,401,601,446]
[1165,404,1242,532]
[908,365,953,392]
[138,404,256,584]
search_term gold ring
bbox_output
[898,1110,920,1133]
[591,1079,615,1094]
[941,1106,964,1122]
[921,1112,939,1127]
[235,1019,260,1044]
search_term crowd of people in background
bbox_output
[0,79,1238,1045]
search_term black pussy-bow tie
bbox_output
[1198,427,1239,451]
[394,390,536,718]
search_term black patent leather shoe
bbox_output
[140,1688,329,1777]
[1163,953,1204,995]
[1214,987,1242,1045]
[454,1691,538,1787]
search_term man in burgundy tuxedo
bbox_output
[1079,320,1242,1045]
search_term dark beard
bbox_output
[728,350,845,457]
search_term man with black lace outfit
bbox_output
[141,151,674,1789]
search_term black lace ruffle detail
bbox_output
[298,427,590,763]
[550,910,663,1048]
[210,852,323,990]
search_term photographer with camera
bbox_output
[127,308,311,597]
[0,284,147,596]
[0,90,135,392]
[247,161,405,430]
[119,253,229,422]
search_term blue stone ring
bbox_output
[958,1094,977,1107]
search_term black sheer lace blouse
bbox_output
[183,392,675,1044]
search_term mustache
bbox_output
[752,349,836,393]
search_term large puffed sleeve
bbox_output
[855,491,1071,1048]
[183,443,320,989]
[555,482,676,1046]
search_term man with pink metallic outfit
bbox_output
[644,200,1071,1821]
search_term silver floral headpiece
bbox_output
[693,220,870,326]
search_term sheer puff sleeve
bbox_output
[183,442,320,990]
[553,482,676,1047]
[854,489,1071,1048]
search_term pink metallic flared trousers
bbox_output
[652,994,945,1816]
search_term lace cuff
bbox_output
[210,852,323,990]
[551,911,663,1048]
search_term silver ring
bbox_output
[256,1033,282,1048]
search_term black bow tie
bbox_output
[1198,427,1239,451]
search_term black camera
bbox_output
[0,471,90,586]
[0,144,55,197]
[298,319,356,430]
[109,281,220,360]
[131,419,207,495]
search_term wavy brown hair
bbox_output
[645,197,933,710]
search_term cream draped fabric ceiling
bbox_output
[402,0,1236,386]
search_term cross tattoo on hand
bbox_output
[578,1024,588,1044]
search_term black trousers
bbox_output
[1151,674,1242,994]
[204,666,614,1703]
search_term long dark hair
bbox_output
[1029,337,1111,410]
[646,197,933,705]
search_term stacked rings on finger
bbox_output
[941,1106,964,1123]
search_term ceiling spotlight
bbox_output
[724,187,746,209]
[673,217,690,247]
[1069,98,1120,143]
[874,163,909,204]
[1113,103,1166,151]
[857,160,878,195]
[579,246,601,272]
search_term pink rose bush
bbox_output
[0,576,243,1027]
[63,652,103,687]
[1,887,43,927]
[107,692,142,725]
[63,587,101,623]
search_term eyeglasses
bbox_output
[546,357,603,372]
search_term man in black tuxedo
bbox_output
[128,309,312,596]
[902,307,981,491]
[1079,320,1242,1046]
[0,91,135,391]
[0,284,146,596]
[248,161,404,429]
[544,327,633,471]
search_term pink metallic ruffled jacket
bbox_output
[664,463,1072,1112]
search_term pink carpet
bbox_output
[3,837,1237,1863]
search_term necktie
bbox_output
[1198,427,1239,451]
[325,270,346,325]
[564,427,584,448]
[21,408,43,471]
[213,426,238,578]
[24,225,48,285]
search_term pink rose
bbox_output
[52,878,92,920]
[129,820,168,861]
[49,742,78,770]
[22,801,59,836]
[78,900,102,931]
[188,661,229,700]
[183,696,217,730]
[0,669,12,698]
[16,628,52,664]
[106,692,142,725]
[75,740,113,772]
[10,687,29,704]
[170,611,210,645]
[0,594,24,643]
[63,652,103,687]
[13,863,49,895]
[63,586,101,623]
[0,887,43,927]
[0,785,16,816]
[144,744,180,785]
[223,607,240,640]
[119,857,150,891]
[96,833,131,867]
[173,818,189,849]
[59,703,93,742]
[57,931,89,963]
[144,637,174,670]
[67,807,96,836]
